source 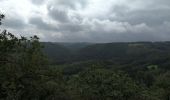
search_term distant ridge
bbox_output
[42,42,170,64]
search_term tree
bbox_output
[68,68,142,100]
[0,31,48,99]
[0,14,70,100]
[152,71,170,100]
[0,14,5,25]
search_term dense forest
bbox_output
[1,14,170,100]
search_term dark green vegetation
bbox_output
[1,14,170,100]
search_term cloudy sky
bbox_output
[0,0,170,42]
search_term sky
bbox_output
[0,0,170,42]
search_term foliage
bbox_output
[0,14,5,25]
[68,68,142,100]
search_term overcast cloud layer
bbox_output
[0,0,170,42]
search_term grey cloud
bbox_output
[3,18,26,29]
[110,7,170,26]
[59,23,89,32]
[29,17,58,31]
[111,5,130,16]
[52,0,88,9]
[49,19,170,42]
[2,0,170,42]
[48,8,69,23]
[30,0,170,42]
[30,0,45,5]
[148,0,170,7]
[42,19,147,42]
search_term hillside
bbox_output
[1,31,170,100]
[43,42,170,66]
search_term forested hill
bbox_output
[43,42,170,64]
[42,42,93,63]
[1,32,170,100]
